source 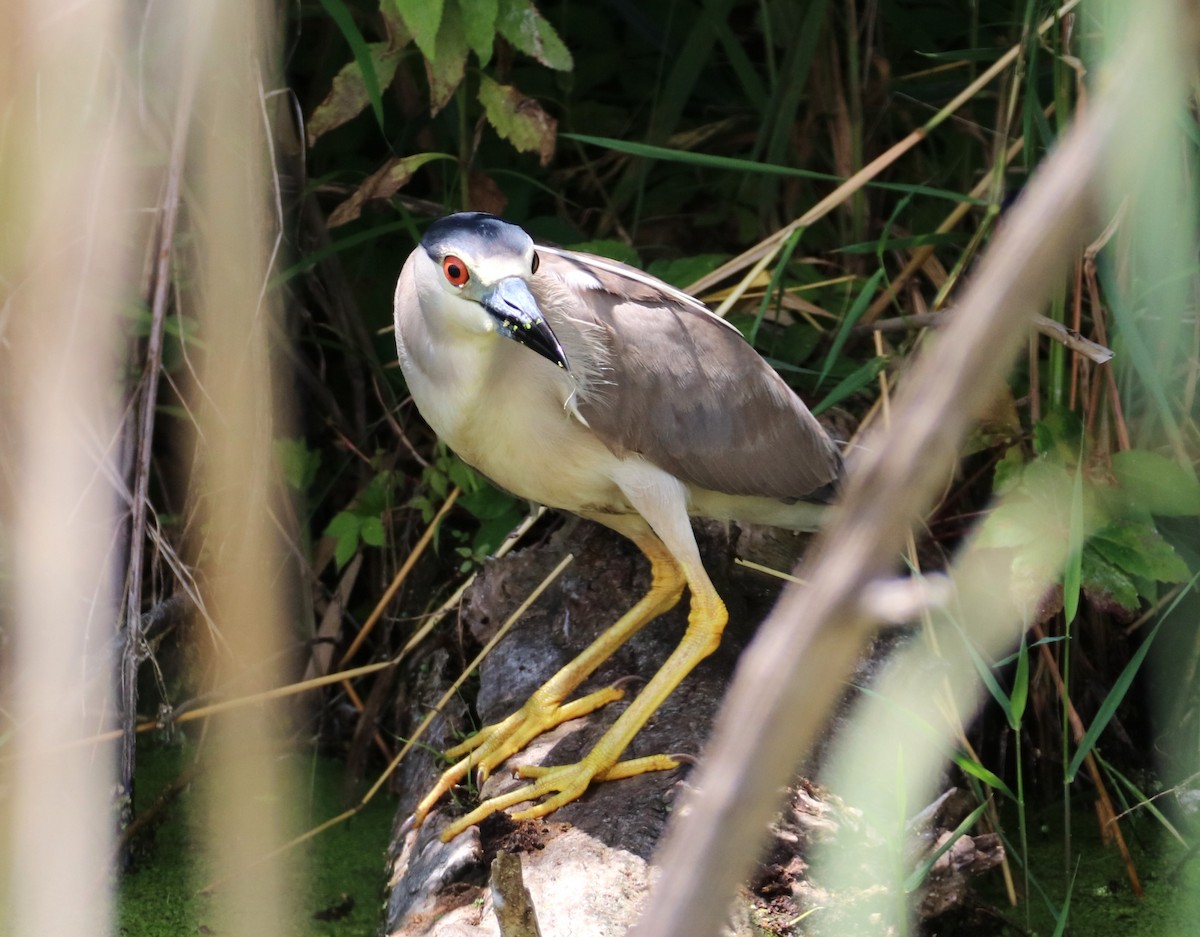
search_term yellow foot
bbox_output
[438,753,683,841]
[408,683,626,831]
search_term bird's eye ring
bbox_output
[442,255,469,286]
[531,251,540,275]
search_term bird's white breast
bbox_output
[396,315,632,516]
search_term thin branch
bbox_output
[118,19,205,829]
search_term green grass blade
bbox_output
[749,226,803,343]
[1066,570,1200,781]
[903,799,990,893]
[952,752,1016,800]
[811,356,885,414]
[1095,752,1190,846]
[957,622,1014,722]
[817,269,884,389]
[1062,451,1084,625]
[1010,633,1030,729]
[1051,860,1078,937]
[561,133,985,204]
[318,0,386,130]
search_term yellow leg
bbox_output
[437,553,728,841]
[408,531,686,831]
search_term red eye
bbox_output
[442,255,469,286]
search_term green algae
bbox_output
[117,742,396,937]
[980,802,1199,936]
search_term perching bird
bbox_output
[394,212,841,840]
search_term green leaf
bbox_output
[561,133,986,204]
[474,505,525,555]
[817,268,884,389]
[1051,865,1077,937]
[307,42,403,145]
[811,356,886,414]
[426,0,469,111]
[390,0,444,62]
[1063,455,1085,626]
[1111,449,1200,516]
[495,0,573,70]
[274,438,321,492]
[1090,520,1190,584]
[904,800,989,893]
[318,0,388,130]
[1080,546,1141,616]
[952,752,1015,800]
[359,515,386,547]
[460,484,519,520]
[992,445,1025,494]
[358,472,397,515]
[333,530,360,569]
[1067,616,1168,782]
[327,152,456,227]
[834,232,962,255]
[324,511,361,539]
[446,456,481,492]
[426,465,450,498]
[478,75,557,165]
[1032,410,1083,460]
[458,0,499,65]
[958,627,1013,724]
[1009,635,1029,729]
[325,511,363,569]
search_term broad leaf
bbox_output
[319,0,387,129]
[496,0,573,70]
[1111,449,1200,517]
[359,516,386,547]
[426,1,469,112]
[478,75,557,165]
[274,438,321,492]
[390,0,444,62]
[459,0,499,65]
[1080,546,1140,616]
[992,445,1026,495]
[1089,520,1190,584]
[328,153,456,227]
[307,43,403,145]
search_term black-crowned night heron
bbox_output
[395,212,841,840]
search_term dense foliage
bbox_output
[115,0,1200,931]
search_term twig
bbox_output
[118,24,204,837]
[337,486,460,667]
[857,311,1113,364]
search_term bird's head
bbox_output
[415,212,568,370]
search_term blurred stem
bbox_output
[1016,727,1028,924]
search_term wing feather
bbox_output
[533,249,841,502]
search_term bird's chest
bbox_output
[400,334,618,509]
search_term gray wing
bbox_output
[534,248,842,502]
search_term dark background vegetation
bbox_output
[109,0,1200,933]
